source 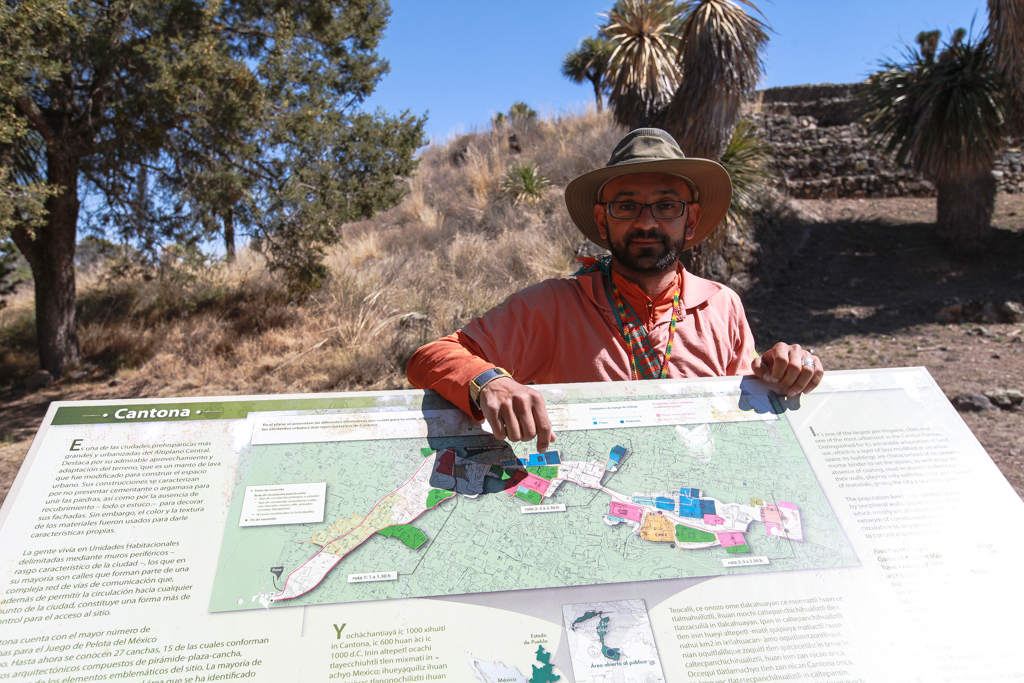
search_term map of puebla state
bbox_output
[208,391,857,612]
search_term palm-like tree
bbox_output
[916,30,941,63]
[860,32,1006,251]
[562,37,613,113]
[662,0,769,160]
[988,0,1024,132]
[600,0,681,130]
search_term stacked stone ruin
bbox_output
[748,83,1024,199]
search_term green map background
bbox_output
[208,393,858,612]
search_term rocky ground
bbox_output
[2,195,1023,504]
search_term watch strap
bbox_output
[469,367,512,408]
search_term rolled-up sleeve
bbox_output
[407,331,494,418]
[406,282,560,418]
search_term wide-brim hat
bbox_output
[565,128,732,251]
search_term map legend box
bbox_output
[239,482,327,527]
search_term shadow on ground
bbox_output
[744,218,1024,346]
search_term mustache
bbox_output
[622,229,670,245]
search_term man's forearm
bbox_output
[406,331,494,418]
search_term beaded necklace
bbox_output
[602,276,680,380]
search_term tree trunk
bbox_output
[9,154,81,376]
[935,169,995,252]
[591,78,603,113]
[223,208,236,262]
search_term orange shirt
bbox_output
[406,266,755,418]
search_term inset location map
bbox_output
[563,599,665,683]
[209,382,857,612]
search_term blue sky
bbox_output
[364,0,988,142]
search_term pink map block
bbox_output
[717,532,746,547]
[761,503,782,525]
[609,501,644,522]
[778,501,798,510]
[703,514,724,526]
[519,474,551,496]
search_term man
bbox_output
[408,128,822,452]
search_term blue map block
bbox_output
[678,497,702,518]
[700,499,716,515]
[520,450,563,467]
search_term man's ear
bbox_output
[594,203,609,240]
[685,203,701,241]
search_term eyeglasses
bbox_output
[602,200,688,220]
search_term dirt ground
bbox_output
[2,195,1023,504]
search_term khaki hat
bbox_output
[564,128,732,251]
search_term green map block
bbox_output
[530,646,560,683]
[420,448,434,457]
[425,488,456,509]
[726,544,751,554]
[489,465,513,480]
[516,488,543,505]
[596,616,621,660]
[377,524,428,549]
[571,610,602,628]
[526,466,559,480]
[675,525,717,543]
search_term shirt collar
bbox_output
[577,262,720,312]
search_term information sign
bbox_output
[1,369,1020,682]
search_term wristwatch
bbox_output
[469,367,512,408]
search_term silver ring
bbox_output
[802,357,816,368]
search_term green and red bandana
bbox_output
[576,256,680,380]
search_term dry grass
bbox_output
[0,110,625,397]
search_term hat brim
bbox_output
[564,158,732,251]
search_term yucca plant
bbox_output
[663,0,770,160]
[561,36,614,113]
[600,0,682,129]
[500,162,550,204]
[509,102,538,121]
[917,30,941,63]
[988,0,1024,132]
[719,119,772,229]
[860,31,1006,251]
[680,119,772,276]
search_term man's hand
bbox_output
[750,343,823,397]
[478,377,556,452]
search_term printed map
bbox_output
[562,599,664,683]
[208,387,857,612]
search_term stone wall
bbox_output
[750,83,1024,199]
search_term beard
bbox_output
[607,228,686,275]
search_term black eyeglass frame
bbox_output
[600,200,689,220]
